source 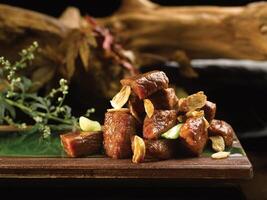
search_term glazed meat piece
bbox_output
[208,119,234,146]
[202,101,216,122]
[143,110,177,139]
[121,70,169,99]
[131,136,177,163]
[179,117,208,156]
[149,88,179,110]
[128,94,145,123]
[60,131,103,157]
[145,139,177,160]
[104,109,138,159]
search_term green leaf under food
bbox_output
[229,146,246,155]
[202,145,245,157]
[161,124,183,139]
[0,132,64,157]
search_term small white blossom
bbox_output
[33,41,38,47]
[63,85,68,91]
[19,123,27,129]
[33,116,43,123]
[43,126,51,139]
[21,49,27,55]
[59,78,67,86]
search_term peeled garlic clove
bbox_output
[209,136,225,152]
[110,86,131,109]
[187,91,207,110]
[132,135,146,164]
[144,99,154,118]
[179,91,207,112]
[203,117,210,130]
[79,116,102,132]
[211,151,230,159]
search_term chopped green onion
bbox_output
[79,116,101,132]
[161,123,183,139]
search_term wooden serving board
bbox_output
[0,128,252,180]
[0,155,252,179]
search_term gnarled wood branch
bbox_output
[100,0,267,61]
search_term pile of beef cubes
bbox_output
[61,70,235,162]
[103,70,235,163]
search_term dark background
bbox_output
[0,0,261,17]
[0,1,266,200]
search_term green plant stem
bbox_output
[5,98,73,125]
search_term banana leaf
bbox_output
[0,131,64,157]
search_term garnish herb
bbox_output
[0,42,94,138]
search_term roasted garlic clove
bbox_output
[144,99,154,118]
[132,135,146,163]
[179,91,207,113]
[211,151,230,159]
[110,85,131,109]
[209,136,225,152]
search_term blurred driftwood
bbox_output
[0,5,135,105]
[2,1,267,85]
[0,5,66,90]
[100,0,267,61]
[2,2,267,113]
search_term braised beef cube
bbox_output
[128,94,145,123]
[145,139,178,160]
[208,119,234,147]
[179,117,208,156]
[104,109,138,159]
[60,131,103,157]
[203,101,216,122]
[149,88,179,110]
[143,110,177,139]
[121,70,169,99]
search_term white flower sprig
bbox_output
[0,42,96,138]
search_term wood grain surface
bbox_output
[0,154,252,179]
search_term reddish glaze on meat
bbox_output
[120,70,169,99]
[103,110,138,159]
[60,131,103,157]
[149,88,179,110]
[208,119,234,146]
[203,101,216,122]
[179,117,208,156]
[145,139,177,160]
[143,110,177,139]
